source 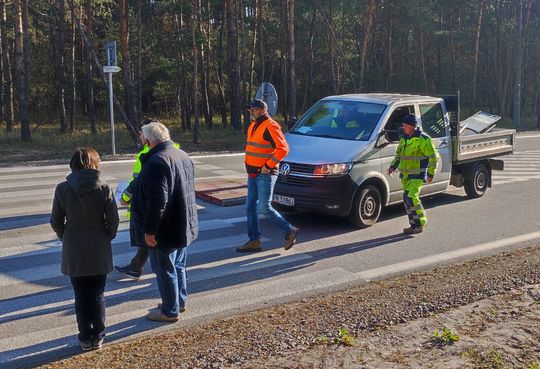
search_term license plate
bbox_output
[272,194,295,206]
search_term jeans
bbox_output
[246,174,293,241]
[149,247,187,317]
[70,275,107,342]
[128,247,149,272]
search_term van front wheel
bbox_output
[347,185,382,228]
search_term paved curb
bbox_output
[195,178,247,206]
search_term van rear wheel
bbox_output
[464,163,489,198]
[347,185,382,228]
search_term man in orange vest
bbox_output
[237,99,299,252]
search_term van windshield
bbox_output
[290,100,386,141]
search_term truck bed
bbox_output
[452,129,515,164]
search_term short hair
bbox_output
[141,121,170,145]
[70,147,100,171]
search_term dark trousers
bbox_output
[70,275,107,341]
[129,247,149,272]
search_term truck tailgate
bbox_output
[453,129,515,163]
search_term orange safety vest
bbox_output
[245,117,289,170]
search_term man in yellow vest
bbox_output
[114,120,152,280]
[237,99,298,252]
[387,114,438,234]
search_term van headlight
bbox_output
[313,163,352,176]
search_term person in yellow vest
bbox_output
[237,99,299,252]
[387,114,438,234]
[114,119,180,279]
[114,121,152,280]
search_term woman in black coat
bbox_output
[50,148,119,351]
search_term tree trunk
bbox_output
[471,0,485,110]
[303,8,316,110]
[55,0,67,133]
[14,0,30,141]
[172,1,190,132]
[198,0,212,129]
[359,0,375,91]
[69,4,75,131]
[216,3,228,128]
[420,32,429,93]
[385,2,394,91]
[226,0,241,131]
[257,0,264,81]
[136,0,142,114]
[327,4,336,93]
[287,0,296,117]
[0,0,13,132]
[119,0,139,126]
[84,0,96,133]
[247,0,258,113]
[191,0,200,143]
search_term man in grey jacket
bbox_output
[130,122,198,322]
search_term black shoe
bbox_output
[403,225,424,235]
[114,265,142,280]
[92,337,104,350]
[79,339,93,351]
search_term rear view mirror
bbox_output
[287,116,298,131]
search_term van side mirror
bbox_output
[376,132,390,148]
[287,116,298,131]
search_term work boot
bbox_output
[236,239,261,252]
[403,225,424,235]
[114,265,142,280]
[284,227,299,250]
[146,308,179,322]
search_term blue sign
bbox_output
[105,41,117,67]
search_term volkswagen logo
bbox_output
[280,163,291,176]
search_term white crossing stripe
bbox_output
[492,150,540,185]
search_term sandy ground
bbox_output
[243,284,540,369]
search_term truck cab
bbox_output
[273,93,513,228]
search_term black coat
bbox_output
[50,169,119,277]
[130,140,198,249]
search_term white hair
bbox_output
[141,122,170,145]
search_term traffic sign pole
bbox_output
[107,72,116,156]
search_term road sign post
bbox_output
[104,42,119,155]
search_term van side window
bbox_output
[384,106,414,141]
[420,103,446,138]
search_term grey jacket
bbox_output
[50,169,119,277]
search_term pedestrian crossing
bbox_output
[492,150,540,186]
[0,162,355,369]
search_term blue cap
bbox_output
[402,114,418,126]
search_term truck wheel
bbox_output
[464,163,489,198]
[347,185,381,228]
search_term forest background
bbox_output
[0,0,538,161]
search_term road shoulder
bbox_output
[39,245,540,369]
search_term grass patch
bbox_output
[0,118,247,165]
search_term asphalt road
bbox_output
[1,133,540,368]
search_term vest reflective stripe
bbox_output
[400,155,429,161]
[245,151,274,158]
[247,141,273,149]
[399,168,427,175]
